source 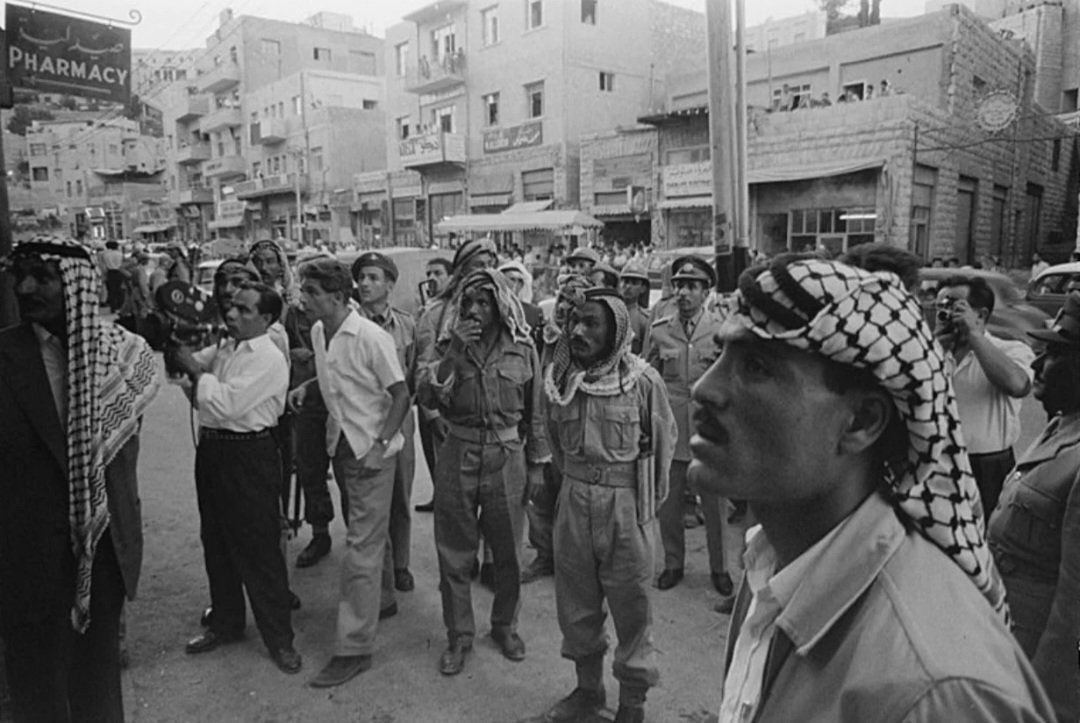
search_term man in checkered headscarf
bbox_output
[693,254,1053,723]
[1,236,158,721]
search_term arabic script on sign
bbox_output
[483,121,543,154]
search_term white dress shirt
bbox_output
[192,333,288,432]
[947,334,1034,454]
[312,310,405,459]
[32,323,67,429]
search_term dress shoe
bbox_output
[656,568,684,590]
[185,630,243,655]
[491,629,526,661]
[613,705,645,723]
[414,499,435,512]
[309,654,371,687]
[714,596,736,615]
[296,534,331,568]
[379,602,398,620]
[479,562,496,590]
[290,591,301,611]
[521,558,554,584]
[394,568,415,592]
[270,646,302,674]
[543,687,606,722]
[438,641,472,676]
[711,571,734,596]
[199,605,213,627]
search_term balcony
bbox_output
[203,154,245,180]
[405,51,466,95]
[177,94,210,122]
[234,173,307,199]
[176,142,210,165]
[200,105,242,133]
[196,62,241,94]
[399,131,466,170]
[1058,109,1080,130]
[177,187,213,204]
[250,117,287,145]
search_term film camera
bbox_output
[148,281,221,377]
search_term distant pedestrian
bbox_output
[101,240,124,311]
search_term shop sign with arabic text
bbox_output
[6,5,131,104]
[483,121,543,155]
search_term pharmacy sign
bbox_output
[6,5,131,104]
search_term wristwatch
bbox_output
[375,437,390,448]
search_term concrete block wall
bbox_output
[990,2,1064,111]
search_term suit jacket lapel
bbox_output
[2,325,67,471]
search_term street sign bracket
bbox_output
[15,1,142,27]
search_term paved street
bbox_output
[122,358,727,723]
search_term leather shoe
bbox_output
[656,568,684,590]
[270,646,302,674]
[711,571,734,596]
[714,596,736,615]
[185,630,243,655]
[491,629,526,661]
[394,568,415,592]
[438,641,472,676]
[379,602,398,620]
[521,558,554,584]
[544,687,606,721]
[479,562,495,590]
[309,654,371,687]
[296,534,331,568]
[414,499,434,512]
[199,605,213,627]
[613,705,645,723]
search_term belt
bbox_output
[562,459,637,488]
[200,427,273,441]
[445,421,519,444]
[969,448,1013,459]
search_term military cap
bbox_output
[619,260,650,283]
[565,247,600,266]
[670,255,715,286]
[1030,292,1080,347]
[590,261,620,289]
[351,251,398,283]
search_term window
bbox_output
[482,6,500,46]
[278,101,284,117]
[292,95,301,115]
[270,156,280,173]
[599,72,615,92]
[261,39,281,57]
[252,161,262,177]
[973,75,986,95]
[433,106,454,133]
[314,47,331,62]
[396,116,410,140]
[1025,183,1043,250]
[395,42,409,77]
[1052,139,1061,172]
[363,99,377,110]
[250,111,258,124]
[229,46,238,64]
[29,143,46,156]
[526,81,544,118]
[432,25,456,64]
[32,167,48,181]
[76,179,82,194]
[66,180,72,197]
[665,146,709,164]
[581,0,597,24]
[527,0,543,29]
[522,168,554,201]
[991,184,1008,256]
[911,164,936,259]
[483,92,499,126]
[1065,88,1079,112]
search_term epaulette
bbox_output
[651,315,674,327]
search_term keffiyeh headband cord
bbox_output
[733,256,1009,621]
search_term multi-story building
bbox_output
[157,8,385,245]
[354,0,705,248]
[24,118,167,241]
[744,10,827,52]
[584,4,1076,264]
[132,49,200,99]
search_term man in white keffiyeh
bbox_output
[693,254,1053,723]
[1,236,158,721]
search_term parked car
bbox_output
[1026,261,1080,317]
[194,259,223,296]
[917,268,1049,344]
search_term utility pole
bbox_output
[705,0,738,290]
[735,0,749,253]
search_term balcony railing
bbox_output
[176,142,210,165]
[399,131,466,169]
[177,187,213,204]
[404,51,466,94]
[234,172,307,199]
[196,62,241,94]
[250,117,287,145]
[203,154,245,180]
[177,94,210,122]
[200,106,242,133]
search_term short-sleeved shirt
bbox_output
[947,334,1035,454]
[312,310,405,459]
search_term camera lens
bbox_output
[937,308,951,322]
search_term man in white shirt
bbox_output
[289,259,410,689]
[935,275,1034,514]
[170,281,301,675]
[690,256,1053,723]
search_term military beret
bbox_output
[351,252,398,283]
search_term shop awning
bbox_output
[657,196,711,210]
[208,217,245,230]
[436,209,603,233]
[503,200,553,214]
[748,157,885,184]
[592,204,635,216]
[133,223,175,234]
[469,192,512,207]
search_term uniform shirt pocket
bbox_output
[601,403,642,456]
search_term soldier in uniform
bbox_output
[619,262,651,356]
[539,287,676,723]
[643,256,736,601]
[352,252,418,596]
[565,247,600,275]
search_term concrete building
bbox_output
[156,8,385,246]
[356,0,705,248]
[24,118,167,241]
[606,4,1076,265]
[132,49,200,99]
[744,11,828,52]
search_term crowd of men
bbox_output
[2,232,1080,723]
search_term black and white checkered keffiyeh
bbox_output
[731,256,1007,619]
[9,236,159,632]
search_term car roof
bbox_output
[1033,261,1080,280]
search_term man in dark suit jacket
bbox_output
[0,237,158,722]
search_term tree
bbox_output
[6,105,55,136]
